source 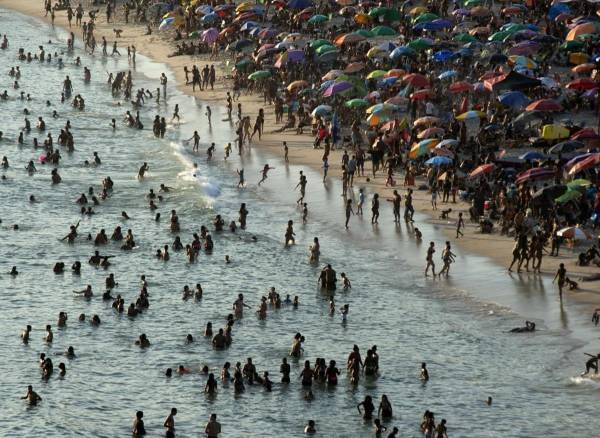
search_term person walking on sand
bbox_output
[425,242,436,276]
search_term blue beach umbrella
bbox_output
[390,46,416,60]
[498,91,531,108]
[433,50,455,62]
[520,151,547,161]
[425,156,453,166]
[438,70,457,80]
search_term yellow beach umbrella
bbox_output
[366,70,386,79]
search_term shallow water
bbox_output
[0,10,599,437]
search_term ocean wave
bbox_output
[170,141,221,199]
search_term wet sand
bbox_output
[5,0,600,303]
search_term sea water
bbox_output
[0,10,598,437]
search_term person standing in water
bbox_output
[425,242,436,277]
[345,199,354,229]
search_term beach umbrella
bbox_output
[309,39,331,49]
[456,110,486,120]
[556,189,582,204]
[556,226,591,239]
[548,141,584,154]
[287,0,313,9]
[235,58,254,70]
[419,19,453,31]
[433,50,455,62]
[571,128,600,141]
[409,6,428,15]
[345,98,369,108]
[526,99,562,112]
[566,78,598,91]
[538,76,559,89]
[403,73,429,87]
[488,30,512,42]
[344,62,365,73]
[560,40,584,52]
[572,63,596,74]
[322,70,343,81]
[323,81,352,97]
[385,95,408,105]
[407,38,433,51]
[366,103,398,114]
[159,17,175,30]
[287,80,308,92]
[371,26,397,36]
[201,28,219,43]
[315,44,337,56]
[201,12,219,23]
[520,151,547,161]
[367,70,387,79]
[425,156,452,166]
[354,12,371,24]
[449,81,473,93]
[502,5,526,15]
[240,21,259,31]
[413,12,438,24]
[410,89,434,100]
[507,42,540,56]
[469,163,495,178]
[570,51,591,65]
[418,127,445,138]
[567,178,593,189]
[389,46,416,59]
[367,47,387,59]
[229,39,253,52]
[308,14,328,24]
[566,22,598,41]
[454,33,477,43]
[508,55,537,69]
[367,112,393,126]
[409,139,440,158]
[438,70,457,80]
[568,153,600,175]
[368,7,400,21]
[311,105,332,116]
[433,147,455,158]
[385,69,405,78]
[414,116,440,127]
[354,29,375,38]
[437,140,459,150]
[248,70,271,80]
[334,33,366,45]
[498,91,530,108]
[515,168,554,184]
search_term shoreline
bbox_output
[4,0,600,304]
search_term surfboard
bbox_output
[579,372,600,380]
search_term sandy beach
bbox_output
[4,0,600,305]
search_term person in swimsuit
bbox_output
[425,242,436,276]
[378,394,393,419]
[553,263,567,299]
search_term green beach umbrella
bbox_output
[355,29,375,38]
[577,33,600,41]
[555,189,582,203]
[368,7,400,21]
[345,98,369,108]
[371,25,397,36]
[560,40,584,51]
[567,178,592,189]
[235,59,254,70]
[464,0,481,6]
[454,33,477,43]
[308,14,328,24]
[366,70,387,79]
[407,38,432,51]
[189,30,200,38]
[248,70,271,80]
[413,12,438,24]
[316,44,337,55]
[488,30,512,42]
[309,39,331,48]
